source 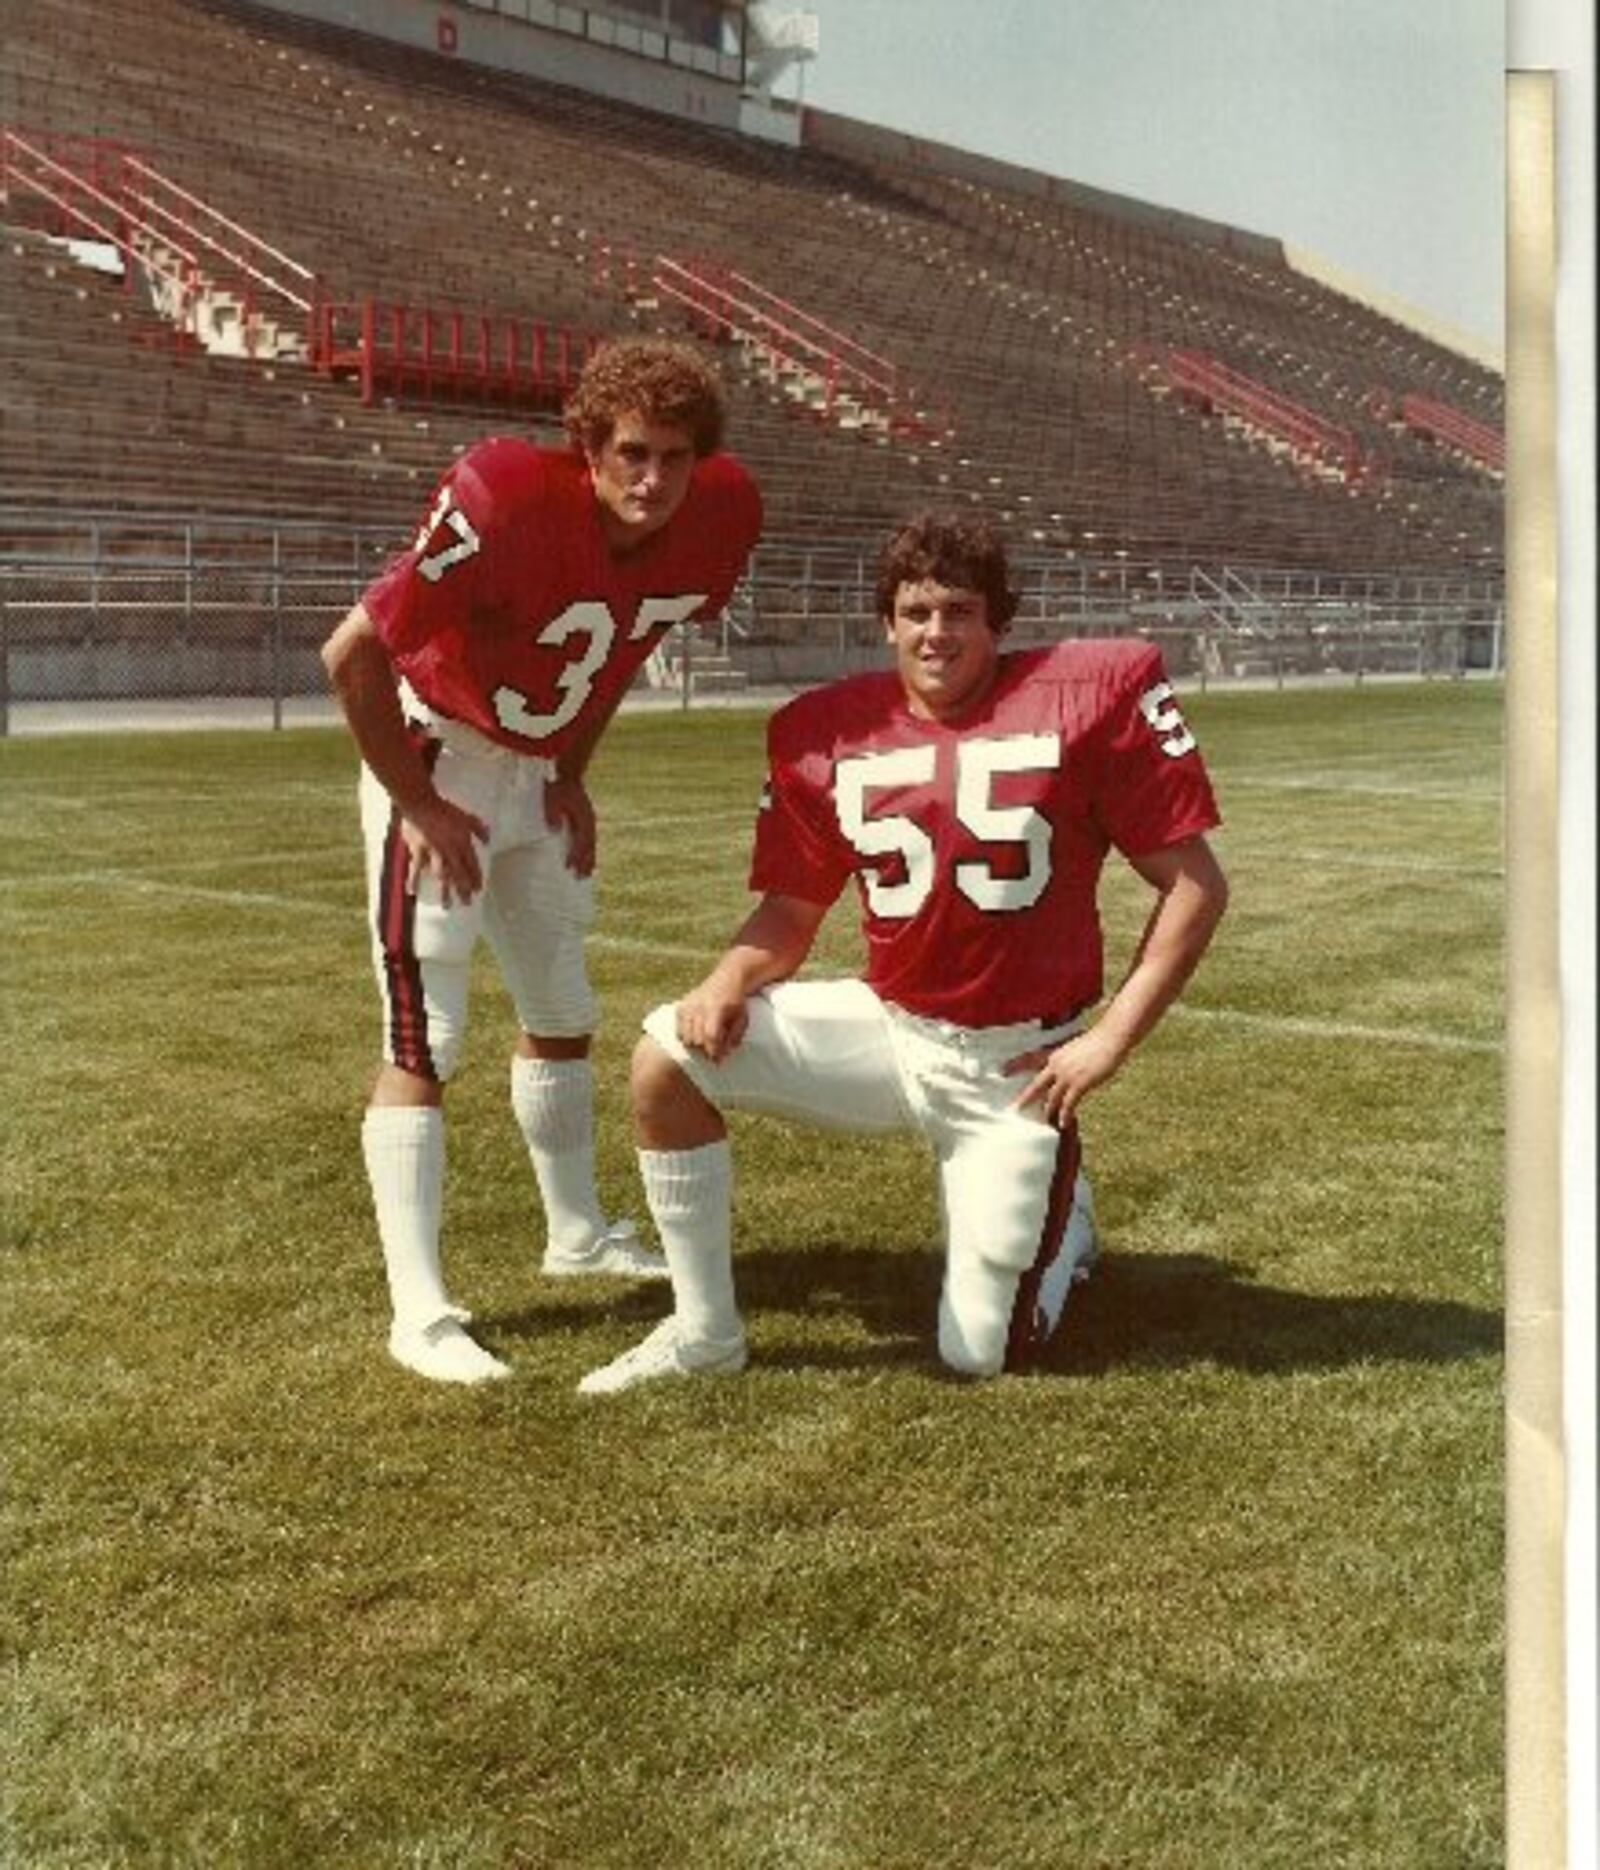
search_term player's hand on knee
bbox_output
[544,776,597,877]
[675,982,749,1063]
[402,797,489,906]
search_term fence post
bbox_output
[678,623,693,711]
[270,529,284,731]
[360,299,375,405]
[0,578,11,738]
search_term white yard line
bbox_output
[1169,1004,1500,1054]
[1226,774,1498,801]
[1226,848,1504,879]
[6,868,1502,1057]
[32,873,354,915]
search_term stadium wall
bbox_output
[249,0,801,143]
[799,107,1286,266]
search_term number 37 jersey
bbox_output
[360,438,762,754]
[751,639,1222,1027]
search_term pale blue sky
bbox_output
[790,0,1504,354]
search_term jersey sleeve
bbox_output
[359,444,522,656]
[748,702,855,907]
[1086,644,1222,856]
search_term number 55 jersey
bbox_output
[751,639,1222,1028]
[360,437,762,754]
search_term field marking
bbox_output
[12,870,1502,1057]
[8,871,738,945]
[1227,848,1504,879]
[1226,774,1498,802]
[5,846,356,885]
[24,872,354,915]
[1170,1004,1500,1054]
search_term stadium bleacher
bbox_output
[0,0,1504,698]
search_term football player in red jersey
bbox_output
[580,510,1228,1393]
[320,337,763,1384]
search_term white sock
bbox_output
[639,1142,740,1343]
[510,1055,607,1255]
[361,1105,454,1331]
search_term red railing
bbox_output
[313,299,601,407]
[2,127,318,355]
[1396,393,1504,472]
[651,255,949,441]
[1164,349,1377,483]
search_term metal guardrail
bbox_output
[0,511,1505,733]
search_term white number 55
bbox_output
[835,733,1062,920]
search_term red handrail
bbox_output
[3,128,321,354]
[2,128,204,341]
[1165,350,1372,480]
[316,297,599,406]
[652,255,947,438]
[1397,393,1504,471]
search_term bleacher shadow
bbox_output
[493,1241,1500,1379]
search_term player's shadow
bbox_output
[730,1242,1501,1377]
[490,1243,1499,1378]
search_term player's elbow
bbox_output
[1202,858,1230,931]
[1180,839,1230,938]
[321,606,380,694]
[319,615,355,687]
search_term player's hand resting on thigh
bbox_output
[1005,1025,1127,1127]
[401,796,489,906]
[543,775,597,878]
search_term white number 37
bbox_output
[412,486,481,583]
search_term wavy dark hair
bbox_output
[873,511,1019,633]
[563,337,726,457]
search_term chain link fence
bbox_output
[0,511,1504,733]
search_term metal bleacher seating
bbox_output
[2,0,1502,604]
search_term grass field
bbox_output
[2,681,1504,1868]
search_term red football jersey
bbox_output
[751,639,1221,1026]
[361,438,762,754]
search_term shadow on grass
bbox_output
[1035,1251,1501,1378]
[490,1242,1499,1379]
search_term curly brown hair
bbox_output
[563,337,727,457]
[873,511,1019,633]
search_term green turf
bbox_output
[1,681,1503,1867]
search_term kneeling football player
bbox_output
[582,510,1227,1392]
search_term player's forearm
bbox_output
[707,895,826,998]
[321,607,436,812]
[1094,856,1228,1062]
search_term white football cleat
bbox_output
[542,1218,670,1281]
[577,1316,747,1395]
[388,1315,511,1385]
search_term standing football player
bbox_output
[580,509,1227,1392]
[321,337,762,1384]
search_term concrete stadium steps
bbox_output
[2,0,1501,581]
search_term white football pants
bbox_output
[643,978,1094,1374]
[360,694,597,1081]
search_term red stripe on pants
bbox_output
[375,730,439,1080]
[1003,1119,1082,1372]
